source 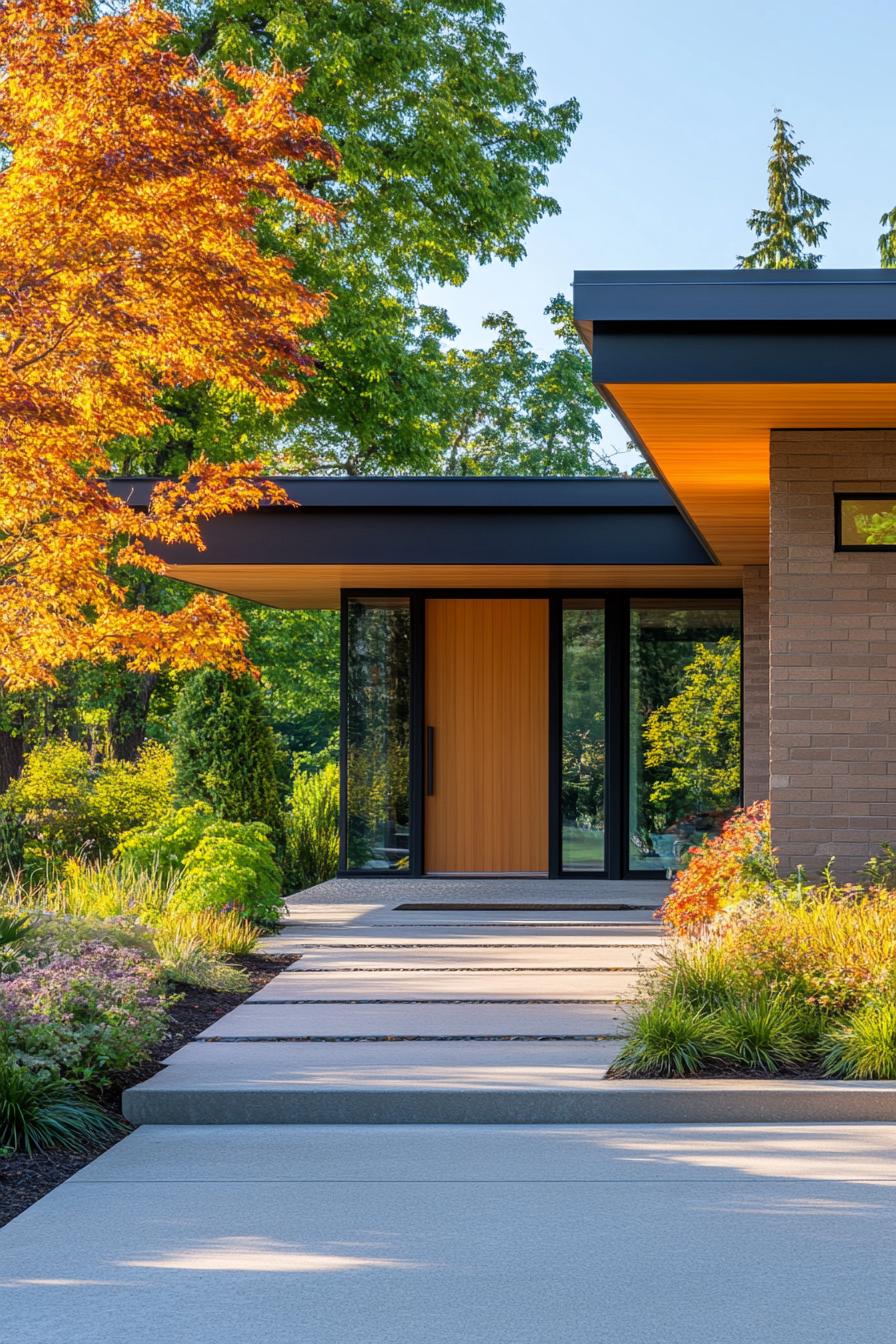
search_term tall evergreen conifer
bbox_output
[738,112,829,269]
[173,670,282,846]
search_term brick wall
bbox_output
[769,429,896,877]
[742,563,770,807]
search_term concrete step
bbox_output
[122,1040,896,1125]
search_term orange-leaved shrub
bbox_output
[659,801,772,934]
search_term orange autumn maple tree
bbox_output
[0,0,338,688]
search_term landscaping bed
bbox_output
[0,951,292,1229]
[611,803,896,1082]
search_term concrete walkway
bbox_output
[5,1123,896,1343]
[5,880,896,1340]
[124,878,664,1123]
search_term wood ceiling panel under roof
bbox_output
[575,270,896,567]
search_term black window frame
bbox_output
[340,588,743,881]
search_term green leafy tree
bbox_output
[643,636,741,821]
[172,669,283,845]
[163,0,580,475]
[440,297,612,476]
[738,112,829,269]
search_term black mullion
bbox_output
[409,592,425,877]
[548,595,562,878]
[337,591,349,874]
[604,592,626,881]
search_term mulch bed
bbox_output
[0,951,292,1230]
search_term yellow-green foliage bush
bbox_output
[118,804,283,926]
[284,762,339,892]
[4,740,174,863]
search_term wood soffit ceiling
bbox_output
[602,382,896,566]
[163,563,745,610]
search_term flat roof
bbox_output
[113,476,727,609]
[573,269,896,565]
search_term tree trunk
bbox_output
[109,672,159,760]
[0,726,24,792]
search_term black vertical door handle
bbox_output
[426,725,435,795]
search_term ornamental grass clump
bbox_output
[0,1054,121,1154]
[610,998,728,1078]
[714,992,814,1073]
[821,1002,896,1080]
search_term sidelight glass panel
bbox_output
[562,600,605,871]
[345,597,410,870]
[629,600,741,872]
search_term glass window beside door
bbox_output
[629,600,741,873]
[345,598,411,870]
[561,600,605,872]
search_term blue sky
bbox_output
[420,0,896,465]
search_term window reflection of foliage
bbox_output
[345,604,410,870]
[643,636,741,822]
[561,609,605,836]
[852,504,896,546]
[631,610,741,851]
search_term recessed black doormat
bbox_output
[393,902,658,912]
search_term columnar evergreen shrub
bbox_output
[172,670,282,847]
[284,762,339,892]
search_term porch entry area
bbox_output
[342,591,742,879]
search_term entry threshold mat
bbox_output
[393,902,660,912]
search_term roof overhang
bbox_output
[573,270,896,564]
[111,476,720,609]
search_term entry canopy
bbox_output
[573,269,896,565]
[111,476,718,608]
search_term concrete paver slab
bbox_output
[293,944,659,968]
[247,969,642,1001]
[287,876,669,906]
[261,929,666,954]
[153,1038,621,1082]
[197,1001,627,1039]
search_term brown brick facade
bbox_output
[769,430,896,877]
[742,563,770,807]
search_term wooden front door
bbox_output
[424,598,549,874]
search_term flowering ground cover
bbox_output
[0,950,290,1228]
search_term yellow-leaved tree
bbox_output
[0,0,338,688]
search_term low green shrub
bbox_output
[284,762,339,892]
[117,804,283,925]
[821,1001,896,1080]
[610,998,728,1078]
[0,1054,121,1153]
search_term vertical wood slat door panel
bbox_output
[424,598,549,874]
